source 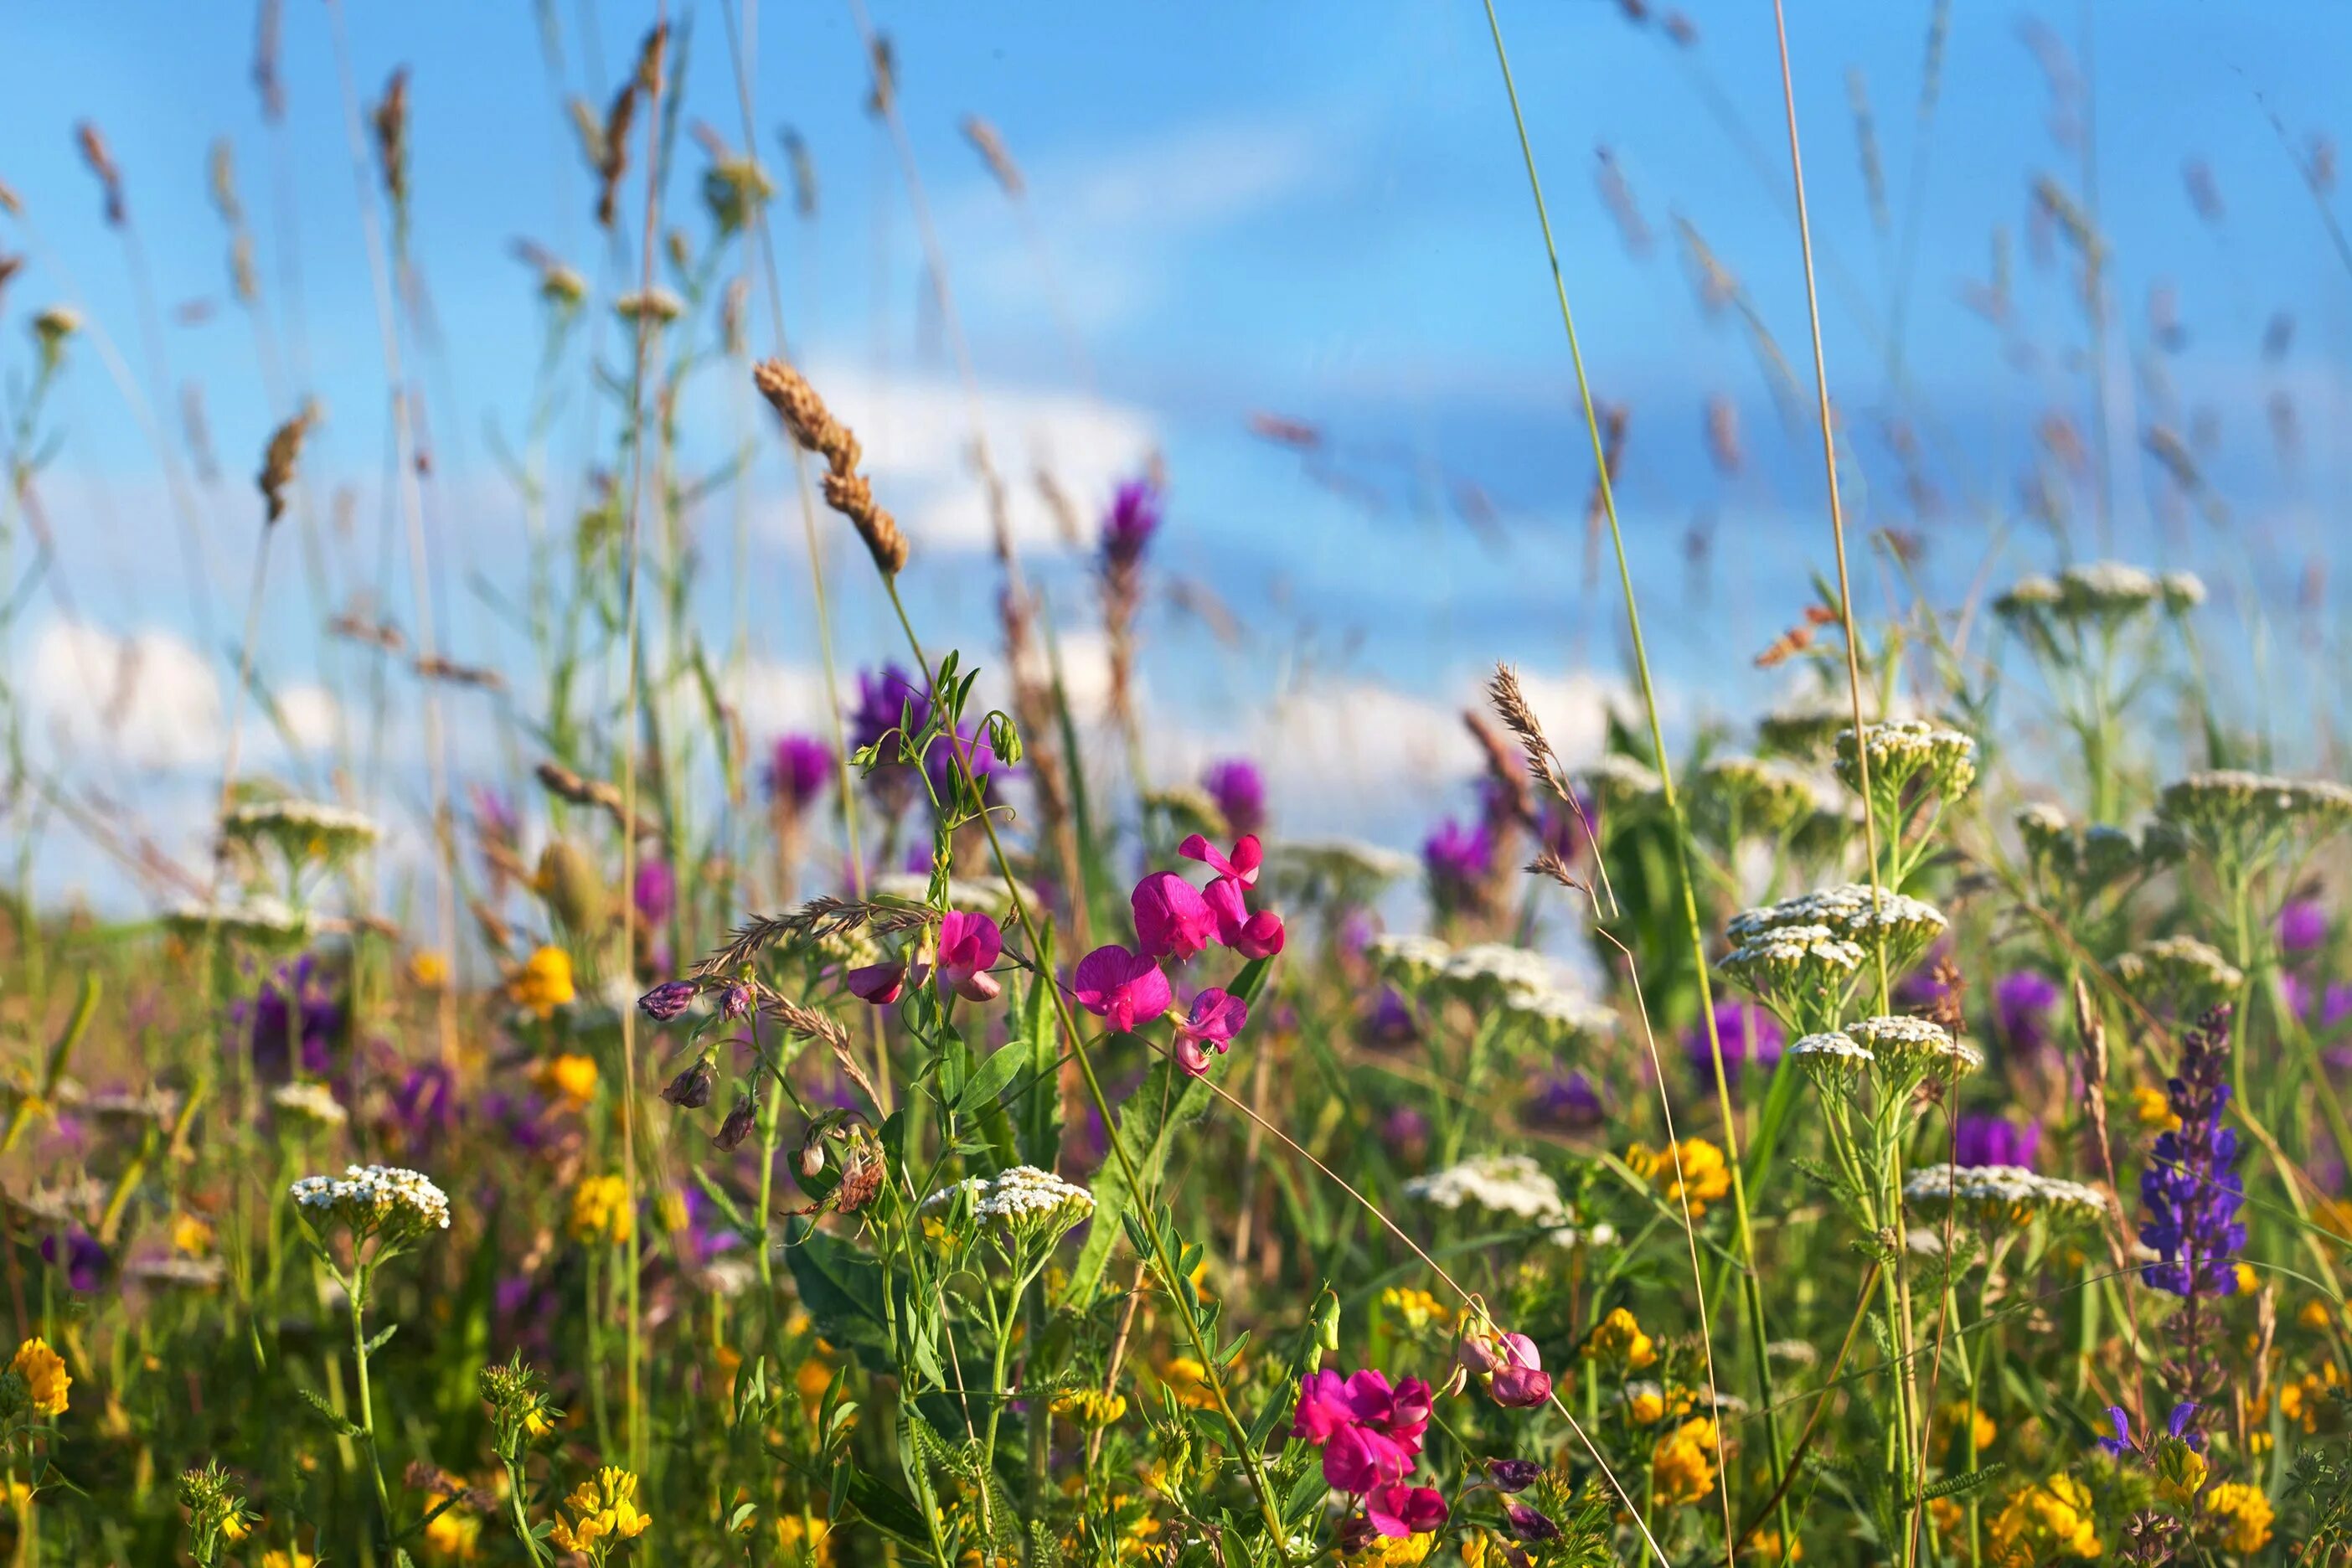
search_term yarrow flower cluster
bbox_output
[1405,1154,1567,1225]
[290,1163,451,1241]
[2015,802,2166,893]
[921,1165,1095,1242]
[2155,769,2352,867]
[1902,1164,2107,1230]
[2113,934,2244,1014]
[221,797,384,863]
[270,1081,348,1127]
[1844,1014,1982,1088]
[1693,753,1828,838]
[1834,720,1979,809]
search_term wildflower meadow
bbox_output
[3,2,2352,1565]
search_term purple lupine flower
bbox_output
[390,1060,461,1154]
[2139,1006,2245,1299]
[1099,477,1162,571]
[2098,1400,2203,1457]
[1203,759,1266,838]
[768,733,834,811]
[1953,1113,2041,1170]
[247,955,344,1083]
[2277,898,2329,954]
[1421,818,1492,917]
[1685,998,1784,1090]
[1993,970,2062,1060]
[41,1227,106,1292]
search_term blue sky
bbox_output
[5,0,2350,909]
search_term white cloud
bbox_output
[29,621,224,769]
[785,365,1158,556]
[1014,627,1122,721]
[725,655,838,740]
[272,683,342,754]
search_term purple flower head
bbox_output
[1485,1458,1544,1493]
[633,858,676,927]
[1099,477,1162,572]
[41,1226,106,1292]
[1360,987,1418,1049]
[2277,898,2329,955]
[391,1060,461,1154]
[1527,1070,1604,1130]
[1993,970,2063,1060]
[767,734,833,811]
[1380,1104,1430,1158]
[849,663,925,756]
[247,954,344,1084]
[1202,758,1266,838]
[471,782,520,843]
[2138,1006,2246,1302]
[1421,817,1493,917]
[1953,1113,2041,1171]
[1685,999,1784,1090]
[639,980,696,1022]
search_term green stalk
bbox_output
[1480,5,1780,1555]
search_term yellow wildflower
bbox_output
[776,1512,834,1565]
[1934,1400,1996,1458]
[1986,1474,2099,1565]
[548,1467,652,1555]
[1342,1532,1433,1568]
[2203,1482,2274,1553]
[1157,1356,1215,1410]
[409,951,450,990]
[424,1507,482,1560]
[170,1214,216,1256]
[1742,1529,1801,1563]
[1585,1307,1658,1372]
[1629,1388,1665,1425]
[510,946,576,1019]
[222,1513,254,1542]
[260,1554,318,1568]
[2298,1298,2338,1331]
[10,1338,70,1417]
[1051,1388,1128,1427]
[1650,1417,1718,1507]
[569,1175,634,1245]
[536,1053,600,1107]
[797,1356,834,1414]
[2234,1262,2260,1296]
[1625,1138,1731,1218]
[2132,1084,2182,1131]
[1379,1287,1451,1333]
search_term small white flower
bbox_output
[1406,1153,1570,1225]
[291,1163,452,1237]
[271,1081,349,1127]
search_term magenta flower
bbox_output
[1292,1369,1432,1493]
[639,980,696,1021]
[1132,871,1218,961]
[1179,832,1263,887]
[2278,898,2329,954]
[1953,1112,2041,1170]
[1173,988,1249,1076]
[1459,1328,1553,1409]
[1202,874,1287,959]
[847,962,910,1006]
[632,859,676,927]
[935,912,1004,1002]
[1099,477,1162,571]
[768,733,834,810]
[1202,758,1266,837]
[1074,945,1173,1032]
[1422,817,1493,916]
[1365,1485,1449,1540]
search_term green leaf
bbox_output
[961,1039,1027,1112]
[782,1223,895,1371]
[362,1323,400,1357]
[295,1386,363,1438]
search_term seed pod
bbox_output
[796,1141,827,1179]
[660,1056,714,1110]
[536,840,606,934]
[714,1093,757,1152]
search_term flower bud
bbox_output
[797,1142,827,1179]
[536,840,606,934]
[660,1056,714,1110]
[719,983,755,1020]
[714,1094,757,1151]
[638,980,696,1022]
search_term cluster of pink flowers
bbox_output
[1073,833,1286,1076]
[846,909,1004,1006]
[1292,1369,1447,1537]
[1457,1325,1552,1407]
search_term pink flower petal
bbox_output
[846,962,907,1004]
[1132,871,1216,961]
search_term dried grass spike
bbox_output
[258,402,320,524]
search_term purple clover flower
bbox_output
[1421,817,1492,917]
[1099,478,1161,572]
[1685,998,1784,1090]
[1953,1113,2041,1170]
[768,734,834,811]
[2277,898,2329,954]
[1203,758,1266,838]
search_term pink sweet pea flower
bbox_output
[1203,877,1287,959]
[1173,988,1249,1076]
[934,911,1004,1002]
[1132,871,1219,961]
[1291,1369,1435,1498]
[1488,1333,1552,1408]
[846,962,909,1005]
[1366,1484,1450,1540]
[1072,945,1173,1033]
[1179,832,1263,887]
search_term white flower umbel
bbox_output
[222,798,382,850]
[1693,754,1823,839]
[1846,1015,1981,1092]
[1789,1029,1874,1091]
[1441,942,1561,998]
[1261,838,1417,908]
[164,897,312,946]
[1365,933,1453,989]
[872,871,1039,917]
[1406,1153,1568,1224]
[1835,720,1978,813]
[2113,934,2244,1012]
[1577,754,1663,808]
[271,1081,349,1128]
[291,1163,452,1245]
[2159,570,2207,611]
[1903,1164,2108,1231]
[921,1164,1094,1247]
[2057,560,2162,620]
